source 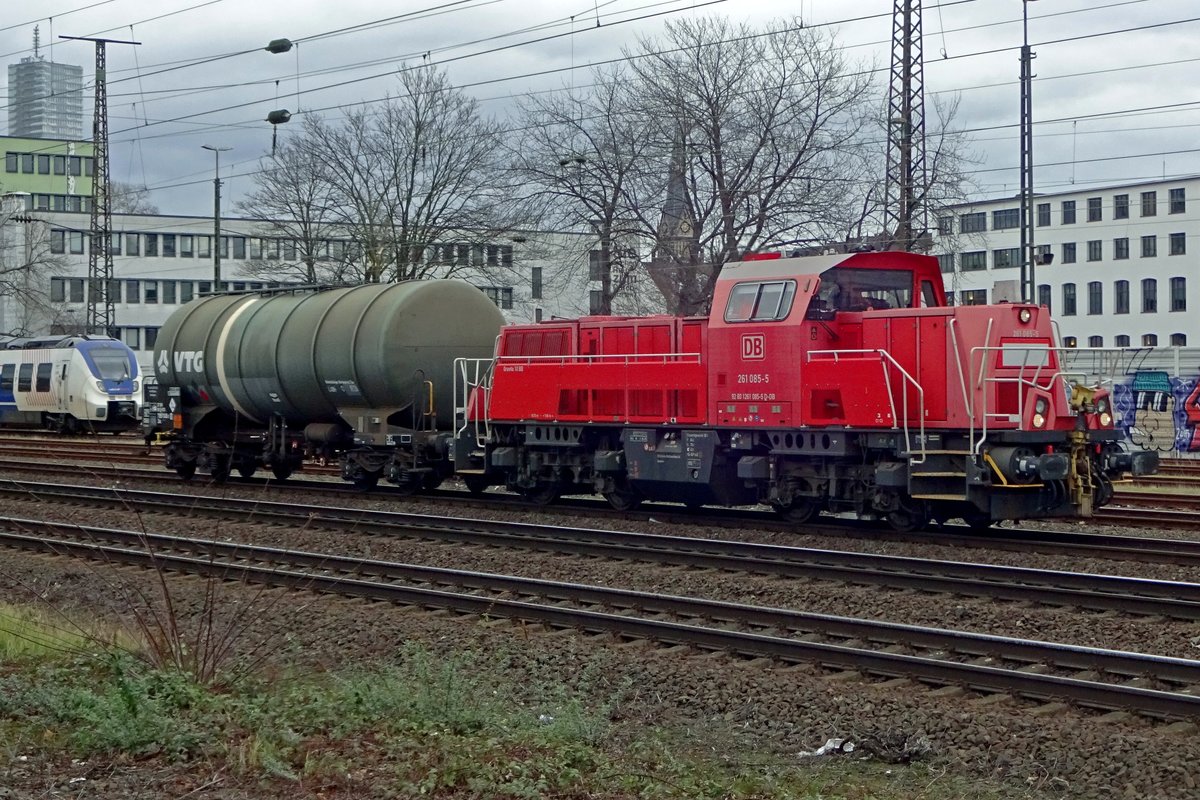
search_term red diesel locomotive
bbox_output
[454,250,1157,529]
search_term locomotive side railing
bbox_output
[490,352,703,366]
[806,348,926,463]
[454,357,496,449]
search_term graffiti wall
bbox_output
[1113,370,1200,454]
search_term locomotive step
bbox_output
[911,471,968,478]
[910,493,970,501]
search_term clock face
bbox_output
[679,220,692,235]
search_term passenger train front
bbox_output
[0,336,141,433]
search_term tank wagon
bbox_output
[454,251,1157,529]
[0,335,141,433]
[154,281,504,485]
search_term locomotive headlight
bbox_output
[1100,411,1113,427]
[1034,397,1049,415]
[1032,413,1046,428]
[131,380,139,393]
[1019,308,1033,324]
[96,380,105,392]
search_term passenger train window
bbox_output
[723,281,797,323]
[0,364,13,393]
[17,363,32,392]
[35,363,51,392]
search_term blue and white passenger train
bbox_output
[0,335,141,433]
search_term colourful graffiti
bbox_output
[1113,370,1200,453]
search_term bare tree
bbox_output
[111,182,159,215]
[625,17,876,314]
[234,133,357,285]
[305,64,514,283]
[0,200,71,336]
[511,65,662,314]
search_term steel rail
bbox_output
[2,521,1198,720]
[3,484,1200,621]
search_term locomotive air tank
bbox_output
[154,280,505,433]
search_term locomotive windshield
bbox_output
[809,267,914,314]
[88,347,135,380]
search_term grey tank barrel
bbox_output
[153,281,505,429]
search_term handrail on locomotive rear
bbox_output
[806,348,926,464]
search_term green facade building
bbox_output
[1,135,94,213]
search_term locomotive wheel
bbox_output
[522,483,560,506]
[209,463,231,484]
[774,498,819,525]
[353,471,380,492]
[421,473,444,492]
[886,501,929,533]
[237,465,257,479]
[603,479,641,511]
[961,511,994,531]
[271,464,293,481]
[463,474,490,495]
[175,463,197,481]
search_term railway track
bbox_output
[6,481,1200,619]
[3,518,1198,721]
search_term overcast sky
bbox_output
[3,0,1197,217]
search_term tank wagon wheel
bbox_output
[961,510,995,531]
[271,465,293,481]
[421,473,444,492]
[353,471,380,492]
[886,499,930,533]
[175,463,197,481]
[603,478,641,512]
[773,498,819,525]
[522,483,561,506]
[462,474,490,495]
[208,455,232,484]
[237,465,257,479]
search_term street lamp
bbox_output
[1019,0,1038,303]
[201,144,232,289]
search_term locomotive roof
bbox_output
[720,251,939,282]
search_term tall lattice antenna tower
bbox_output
[884,0,928,251]
[61,35,139,336]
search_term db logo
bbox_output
[741,334,765,360]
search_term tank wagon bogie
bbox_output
[0,335,141,433]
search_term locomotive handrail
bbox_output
[493,352,703,365]
[806,348,926,464]
[947,318,974,426]
[454,357,496,448]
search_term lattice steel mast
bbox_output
[61,35,139,336]
[884,0,927,251]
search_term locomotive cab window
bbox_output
[724,280,797,322]
[810,267,915,316]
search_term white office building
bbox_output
[933,175,1200,348]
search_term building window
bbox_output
[68,232,84,255]
[959,212,986,233]
[1142,235,1157,258]
[937,216,953,235]
[122,327,140,350]
[486,244,499,266]
[281,240,293,261]
[1170,187,1186,214]
[531,266,543,300]
[106,279,121,303]
[1063,336,1078,349]
[1037,284,1051,311]
[1062,283,1076,316]
[1087,281,1102,315]
[1062,242,1076,264]
[68,156,81,176]
[198,281,212,295]
[50,230,65,254]
[21,154,34,173]
[481,286,514,310]
[992,208,1019,230]
[220,237,230,259]
[144,234,158,257]
[1171,277,1186,312]
[123,232,139,256]
[1114,194,1129,219]
[1142,278,1157,313]
[1086,240,1102,262]
[589,290,603,314]
[1115,335,1130,347]
[162,234,176,257]
[1115,280,1129,314]
[144,281,158,304]
[960,251,986,271]
[456,243,470,265]
[180,235,193,257]
[1113,238,1129,260]
[1088,336,1103,348]
[37,155,50,175]
[126,280,140,304]
[50,277,65,302]
[1061,200,1076,224]
[1172,333,1187,346]
[197,236,211,259]
[65,278,84,303]
[4,153,16,172]
[1143,334,1158,347]
[232,237,246,259]
[250,238,263,260]
[992,248,1020,269]
[109,232,121,255]
[145,327,159,349]
[936,254,954,273]
[501,244,513,266]
[1169,232,1186,255]
[1087,197,1102,222]
[945,291,954,306]
[162,281,176,304]
[180,282,195,303]
[1141,191,1157,217]
[53,155,66,175]
[1036,203,1050,227]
